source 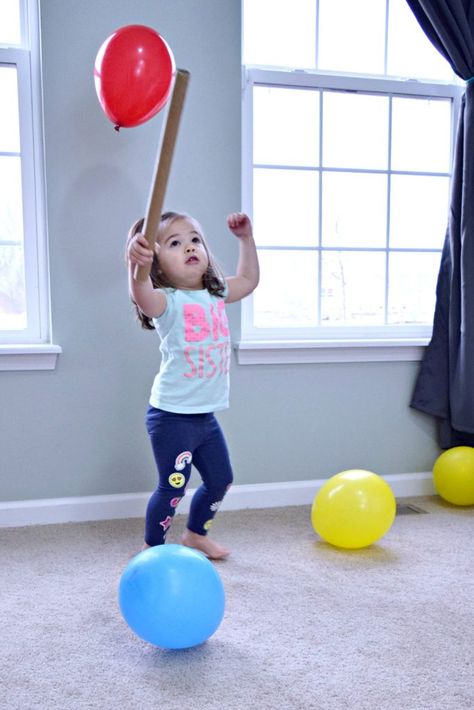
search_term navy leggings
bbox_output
[144,406,233,546]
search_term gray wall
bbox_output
[0,0,439,503]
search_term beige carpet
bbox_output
[1,497,473,710]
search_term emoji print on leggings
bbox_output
[168,472,186,488]
[159,516,172,532]
[175,451,192,471]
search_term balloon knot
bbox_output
[114,124,121,132]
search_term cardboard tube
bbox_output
[134,69,190,281]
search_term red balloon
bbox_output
[94,25,175,130]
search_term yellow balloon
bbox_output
[433,446,474,506]
[311,469,396,549]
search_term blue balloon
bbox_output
[118,544,225,649]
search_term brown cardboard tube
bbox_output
[134,69,190,282]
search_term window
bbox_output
[0,0,59,369]
[240,0,463,363]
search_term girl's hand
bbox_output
[127,233,159,267]
[227,212,253,239]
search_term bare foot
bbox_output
[181,529,230,560]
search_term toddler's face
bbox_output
[157,217,210,290]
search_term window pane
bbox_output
[388,252,439,324]
[0,156,24,243]
[391,97,452,173]
[0,67,21,152]
[254,250,318,327]
[253,168,319,247]
[321,251,385,325]
[0,0,21,46]
[0,155,25,331]
[318,0,386,74]
[253,86,319,167]
[243,0,316,68]
[0,244,26,330]
[390,175,449,249]
[387,0,454,81]
[322,172,387,248]
[323,92,389,170]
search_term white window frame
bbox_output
[0,0,60,370]
[239,67,463,364]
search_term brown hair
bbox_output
[127,212,227,330]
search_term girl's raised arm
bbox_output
[127,233,167,318]
[225,213,260,304]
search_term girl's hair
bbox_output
[127,211,227,330]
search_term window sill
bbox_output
[0,344,62,371]
[234,339,428,364]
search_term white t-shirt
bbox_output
[149,287,231,413]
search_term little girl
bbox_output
[126,211,259,559]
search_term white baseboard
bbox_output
[0,472,435,528]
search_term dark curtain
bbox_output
[406,0,474,448]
